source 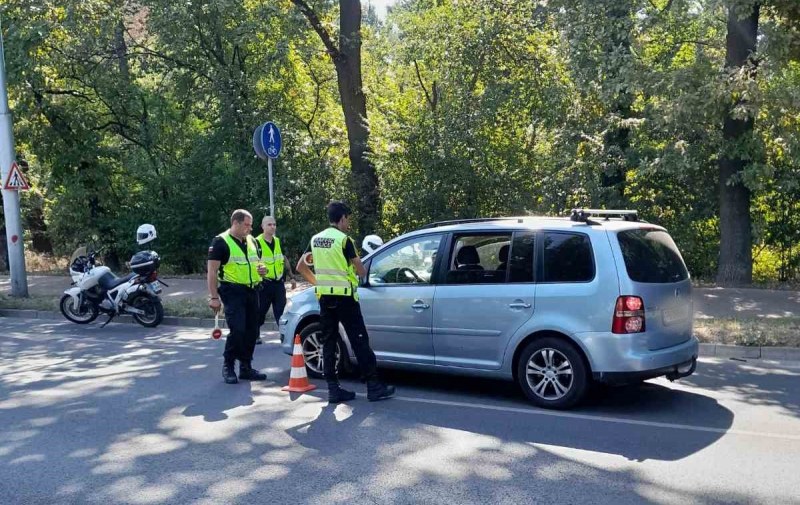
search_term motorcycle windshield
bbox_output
[69,247,88,266]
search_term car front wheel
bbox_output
[516,337,588,410]
[299,322,346,379]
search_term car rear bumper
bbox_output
[576,332,699,375]
[593,357,696,385]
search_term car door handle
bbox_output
[411,300,430,310]
[508,302,531,309]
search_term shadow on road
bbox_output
[0,321,792,504]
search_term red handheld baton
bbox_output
[212,311,222,340]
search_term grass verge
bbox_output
[694,317,800,347]
[0,294,211,319]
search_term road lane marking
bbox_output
[389,395,800,442]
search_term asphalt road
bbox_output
[2,275,799,319]
[1,319,799,504]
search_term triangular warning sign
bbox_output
[4,162,30,191]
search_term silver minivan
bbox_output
[280,209,698,409]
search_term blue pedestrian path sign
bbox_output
[253,121,281,160]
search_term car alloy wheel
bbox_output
[517,337,588,409]
[300,324,343,379]
[525,348,574,400]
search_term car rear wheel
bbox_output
[299,322,346,379]
[516,337,588,410]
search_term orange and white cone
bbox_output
[282,335,317,393]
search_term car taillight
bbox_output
[612,296,646,334]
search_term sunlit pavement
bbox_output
[1,319,799,504]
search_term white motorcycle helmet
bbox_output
[361,234,384,255]
[136,224,157,245]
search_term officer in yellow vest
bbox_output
[296,201,395,403]
[254,215,297,345]
[207,209,268,384]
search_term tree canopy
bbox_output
[1,0,799,283]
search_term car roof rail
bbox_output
[570,208,639,224]
[419,216,536,230]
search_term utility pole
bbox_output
[0,18,29,297]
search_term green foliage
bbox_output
[1,0,799,282]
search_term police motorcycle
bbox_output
[59,224,166,328]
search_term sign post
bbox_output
[0,19,28,297]
[252,121,282,217]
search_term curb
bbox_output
[697,343,800,362]
[0,309,278,332]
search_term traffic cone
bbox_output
[211,312,222,340]
[282,335,317,393]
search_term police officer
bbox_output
[296,201,395,403]
[254,215,297,345]
[207,209,268,384]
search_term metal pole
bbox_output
[0,17,28,297]
[267,156,274,218]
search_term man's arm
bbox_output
[343,237,366,278]
[284,256,297,289]
[296,256,316,285]
[351,257,367,278]
[207,260,222,313]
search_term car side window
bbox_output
[542,232,594,283]
[445,233,511,284]
[509,231,535,283]
[368,235,442,285]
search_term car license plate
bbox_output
[663,304,690,325]
[149,281,162,293]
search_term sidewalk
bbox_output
[2,275,799,320]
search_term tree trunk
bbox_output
[292,0,380,235]
[717,2,759,286]
[334,0,379,235]
[599,0,634,208]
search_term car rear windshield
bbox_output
[617,229,689,283]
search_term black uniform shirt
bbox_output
[261,236,276,253]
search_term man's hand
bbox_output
[209,298,221,314]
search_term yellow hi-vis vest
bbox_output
[219,231,261,287]
[255,234,284,280]
[311,227,359,300]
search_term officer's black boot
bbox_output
[327,383,356,404]
[238,361,267,381]
[222,361,238,384]
[367,378,395,402]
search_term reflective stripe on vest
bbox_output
[311,227,359,300]
[256,234,284,280]
[220,231,261,287]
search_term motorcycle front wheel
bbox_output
[131,295,164,327]
[59,293,99,324]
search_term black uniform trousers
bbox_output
[258,279,287,327]
[318,295,378,385]
[219,282,260,364]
